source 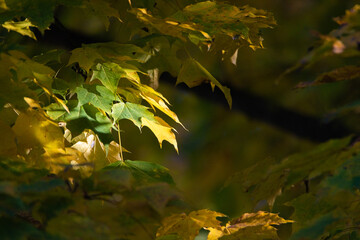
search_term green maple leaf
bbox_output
[112,102,153,129]
[75,85,117,114]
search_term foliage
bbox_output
[0,0,289,239]
[2,0,359,239]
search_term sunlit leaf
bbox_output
[2,19,36,39]
[141,116,178,152]
[156,209,226,240]
[76,85,116,114]
[207,211,292,240]
[131,81,184,128]
[71,129,108,171]
[112,102,154,129]
[68,47,104,72]
[12,108,64,151]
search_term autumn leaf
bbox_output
[156,209,226,240]
[141,116,178,153]
[107,141,130,163]
[12,108,64,151]
[132,1,275,49]
[112,102,178,152]
[68,47,104,72]
[129,81,184,127]
[71,129,108,171]
[2,19,36,39]
[207,211,293,240]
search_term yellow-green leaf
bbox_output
[68,47,104,72]
[156,209,226,240]
[2,19,36,39]
[207,211,293,240]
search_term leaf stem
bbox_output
[117,121,124,162]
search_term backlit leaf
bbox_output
[75,85,116,114]
[207,211,292,240]
[112,102,154,129]
[71,129,108,170]
[12,109,64,151]
[156,209,226,240]
[68,47,104,72]
[141,116,178,152]
[2,19,36,39]
[132,2,275,50]
[130,81,184,127]
[91,62,142,94]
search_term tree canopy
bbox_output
[0,0,359,239]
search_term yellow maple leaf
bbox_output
[2,19,36,40]
[207,211,293,240]
[141,116,178,153]
[71,129,108,170]
[107,141,130,163]
[12,109,64,151]
[157,209,226,240]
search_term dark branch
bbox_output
[160,72,357,142]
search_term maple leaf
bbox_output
[112,102,178,152]
[68,47,104,72]
[107,141,130,163]
[156,209,226,240]
[129,81,184,127]
[12,108,64,151]
[2,19,36,39]
[71,129,108,171]
[207,211,293,240]
[75,85,117,114]
[132,1,275,49]
[91,62,142,94]
[141,116,178,153]
[68,42,151,72]
[112,102,154,129]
